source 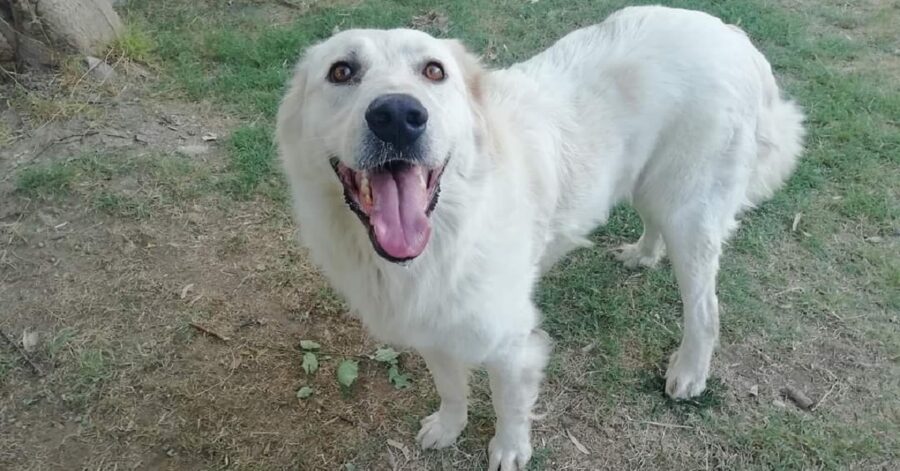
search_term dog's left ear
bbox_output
[444,39,485,103]
[276,56,310,167]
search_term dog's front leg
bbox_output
[485,328,551,470]
[416,348,469,449]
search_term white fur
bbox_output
[277,6,804,469]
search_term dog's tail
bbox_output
[747,57,805,206]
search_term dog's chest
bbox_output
[334,260,536,363]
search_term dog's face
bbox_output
[278,29,483,263]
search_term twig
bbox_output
[791,213,802,232]
[188,322,230,342]
[0,328,44,376]
[32,131,100,159]
[193,361,236,397]
[812,382,838,411]
[0,63,26,89]
[564,428,591,454]
[641,421,693,430]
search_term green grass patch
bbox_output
[721,410,893,469]
[110,20,157,63]
[93,192,152,219]
[17,164,76,197]
[223,124,281,198]
[14,152,218,218]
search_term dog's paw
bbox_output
[488,431,532,470]
[665,348,709,399]
[613,243,663,269]
[416,411,466,449]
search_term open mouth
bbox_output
[331,158,445,263]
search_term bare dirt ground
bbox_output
[1,0,898,470]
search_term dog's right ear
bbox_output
[444,39,485,104]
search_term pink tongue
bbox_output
[368,165,431,260]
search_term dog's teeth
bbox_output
[360,175,373,207]
[419,171,427,188]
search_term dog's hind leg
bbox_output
[660,212,725,398]
[485,327,551,470]
[613,214,666,269]
[416,348,469,449]
[644,122,752,398]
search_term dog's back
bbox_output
[498,6,804,262]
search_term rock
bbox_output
[3,0,123,65]
[84,55,117,81]
[21,331,40,353]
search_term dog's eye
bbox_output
[328,62,354,83]
[423,62,445,82]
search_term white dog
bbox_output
[277,6,804,469]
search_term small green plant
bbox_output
[110,21,156,63]
[295,386,314,399]
[373,347,410,389]
[295,341,409,399]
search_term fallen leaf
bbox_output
[388,365,410,389]
[299,340,321,350]
[188,322,230,342]
[791,213,802,232]
[296,386,313,399]
[565,428,590,455]
[373,347,400,363]
[21,331,39,353]
[386,439,410,461]
[201,133,218,142]
[337,360,359,388]
[749,384,759,397]
[302,352,319,375]
[180,283,195,299]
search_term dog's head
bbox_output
[278,29,484,263]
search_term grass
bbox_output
[2,0,896,469]
[16,164,76,197]
[116,0,897,468]
[224,124,281,198]
[14,152,220,220]
[109,20,157,63]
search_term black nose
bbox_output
[365,94,428,148]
